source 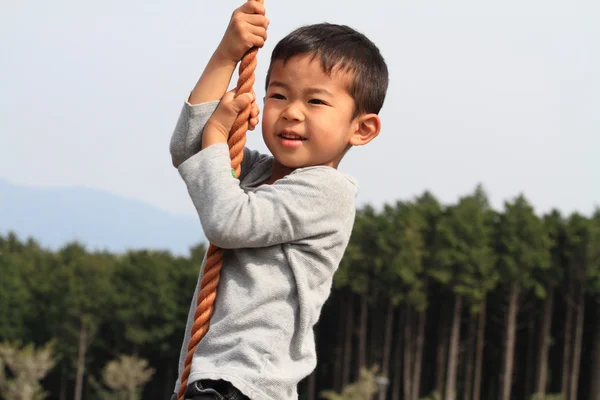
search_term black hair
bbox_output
[265,23,389,117]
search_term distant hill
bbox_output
[0,179,206,255]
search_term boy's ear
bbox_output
[349,113,381,147]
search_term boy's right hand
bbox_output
[216,1,269,65]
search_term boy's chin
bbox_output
[274,157,305,170]
[274,156,335,170]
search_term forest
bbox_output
[1,185,599,400]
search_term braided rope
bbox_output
[178,2,264,398]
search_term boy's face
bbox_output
[262,54,362,170]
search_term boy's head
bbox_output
[261,23,388,171]
[266,23,389,118]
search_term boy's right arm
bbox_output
[169,0,268,168]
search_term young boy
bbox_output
[169,2,388,399]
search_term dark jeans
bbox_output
[170,380,249,400]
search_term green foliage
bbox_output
[420,391,441,400]
[111,250,180,351]
[495,195,551,293]
[588,209,600,295]
[378,201,427,309]
[542,209,567,287]
[430,185,498,310]
[320,365,380,400]
[88,355,154,400]
[0,340,58,400]
[529,393,563,400]
[1,188,599,399]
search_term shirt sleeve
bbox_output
[169,100,219,168]
[178,143,357,249]
[169,100,271,181]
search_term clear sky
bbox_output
[1,0,599,217]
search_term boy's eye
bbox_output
[308,99,326,105]
[270,93,286,100]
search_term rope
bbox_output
[178,1,264,398]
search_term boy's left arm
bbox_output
[178,143,356,249]
[179,89,357,249]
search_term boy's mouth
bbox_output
[278,130,306,148]
[278,131,306,141]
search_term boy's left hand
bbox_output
[203,90,255,148]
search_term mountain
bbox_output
[0,179,206,255]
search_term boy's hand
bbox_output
[203,90,255,148]
[248,102,260,131]
[216,1,269,65]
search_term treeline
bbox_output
[1,185,599,400]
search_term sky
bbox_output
[1,0,599,218]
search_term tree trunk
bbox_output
[308,323,319,400]
[307,370,316,400]
[525,315,535,398]
[378,301,395,400]
[341,293,354,389]
[411,310,426,400]
[435,303,449,397]
[358,294,368,376]
[382,301,395,376]
[463,313,476,400]
[333,341,342,392]
[591,304,600,400]
[370,304,382,368]
[403,306,413,400]
[562,279,574,399]
[499,283,519,400]
[445,295,462,400]
[392,309,402,400]
[165,356,175,400]
[333,315,343,392]
[535,288,554,399]
[569,289,585,400]
[74,321,87,400]
[60,361,67,400]
[473,298,487,400]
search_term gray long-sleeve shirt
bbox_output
[170,100,358,400]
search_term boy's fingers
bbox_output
[221,91,253,115]
[240,0,265,16]
[232,93,254,113]
[248,117,259,131]
[245,14,269,28]
[248,24,268,41]
[208,92,254,137]
[250,103,260,118]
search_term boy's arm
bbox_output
[169,100,219,169]
[178,143,357,249]
[169,1,268,167]
[180,89,357,249]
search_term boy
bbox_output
[169,1,388,399]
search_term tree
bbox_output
[533,210,567,399]
[49,243,115,400]
[378,200,427,400]
[429,185,497,400]
[0,245,34,341]
[0,340,58,400]
[345,206,383,377]
[564,213,592,400]
[494,195,550,400]
[589,209,600,400]
[111,250,180,352]
[100,355,155,400]
[320,365,379,400]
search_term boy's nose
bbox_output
[281,103,304,122]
